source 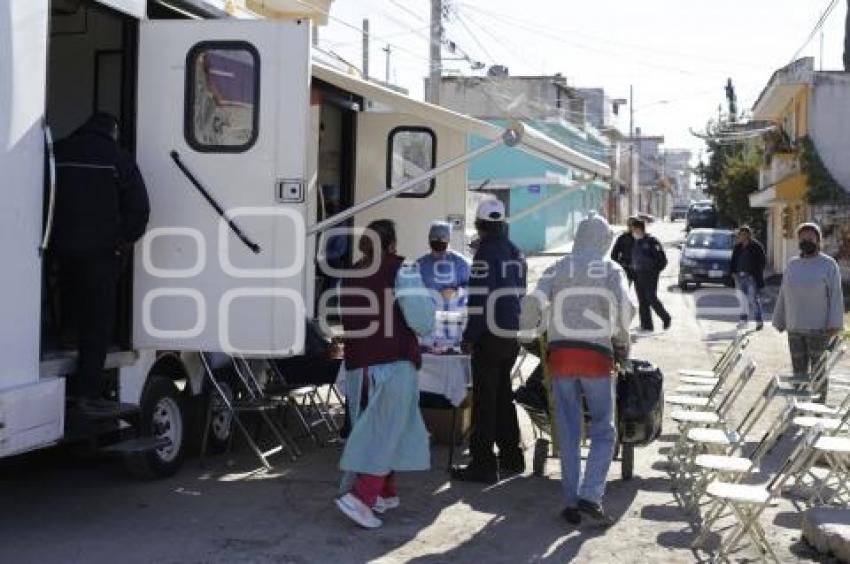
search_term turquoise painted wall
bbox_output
[468,119,610,254]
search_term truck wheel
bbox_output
[621,443,634,481]
[125,376,186,479]
[205,379,235,454]
[533,438,549,477]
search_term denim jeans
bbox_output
[734,273,763,323]
[552,377,616,507]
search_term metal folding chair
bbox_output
[694,425,822,562]
[199,353,300,470]
[784,406,850,507]
[665,350,746,411]
[678,332,748,383]
[667,360,756,472]
[776,338,846,399]
[265,359,341,445]
[683,403,796,514]
[675,372,781,491]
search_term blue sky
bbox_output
[318,0,848,159]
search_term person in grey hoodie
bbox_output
[520,213,635,527]
[773,222,844,400]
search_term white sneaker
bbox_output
[335,493,382,529]
[372,496,401,514]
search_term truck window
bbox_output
[185,42,259,152]
[387,126,436,198]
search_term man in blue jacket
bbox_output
[453,199,527,484]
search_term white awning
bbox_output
[311,63,611,179]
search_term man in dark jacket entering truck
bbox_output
[53,113,150,414]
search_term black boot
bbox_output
[498,450,526,477]
[451,461,498,484]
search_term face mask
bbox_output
[430,241,448,254]
[799,240,818,256]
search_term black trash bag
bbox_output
[617,359,664,446]
[514,364,549,413]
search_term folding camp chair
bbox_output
[693,425,822,562]
[199,353,300,470]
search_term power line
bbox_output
[789,0,840,63]
[453,12,496,64]
[458,2,772,73]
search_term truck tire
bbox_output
[205,379,235,454]
[125,376,186,479]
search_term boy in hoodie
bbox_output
[520,214,635,527]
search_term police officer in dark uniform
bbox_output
[53,113,150,413]
[611,216,639,284]
[630,218,671,331]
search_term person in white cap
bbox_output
[773,222,844,401]
[453,198,527,484]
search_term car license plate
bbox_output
[708,270,723,278]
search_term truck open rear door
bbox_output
[0,0,66,458]
[133,19,310,356]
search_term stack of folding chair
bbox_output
[265,359,341,446]
[199,353,300,470]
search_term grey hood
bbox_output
[572,213,615,260]
[520,214,635,357]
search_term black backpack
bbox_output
[617,359,664,446]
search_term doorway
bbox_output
[42,1,138,359]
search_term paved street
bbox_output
[1,220,845,563]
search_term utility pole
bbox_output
[427,0,443,104]
[362,19,370,79]
[629,85,637,215]
[844,0,850,71]
[383,44,392,83]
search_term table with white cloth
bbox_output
[419,352,472,470]
[418,352,472,407]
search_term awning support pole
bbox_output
[506,182,594,225]
[306,128,521,236]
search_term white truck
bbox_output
[0,0,608,478]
